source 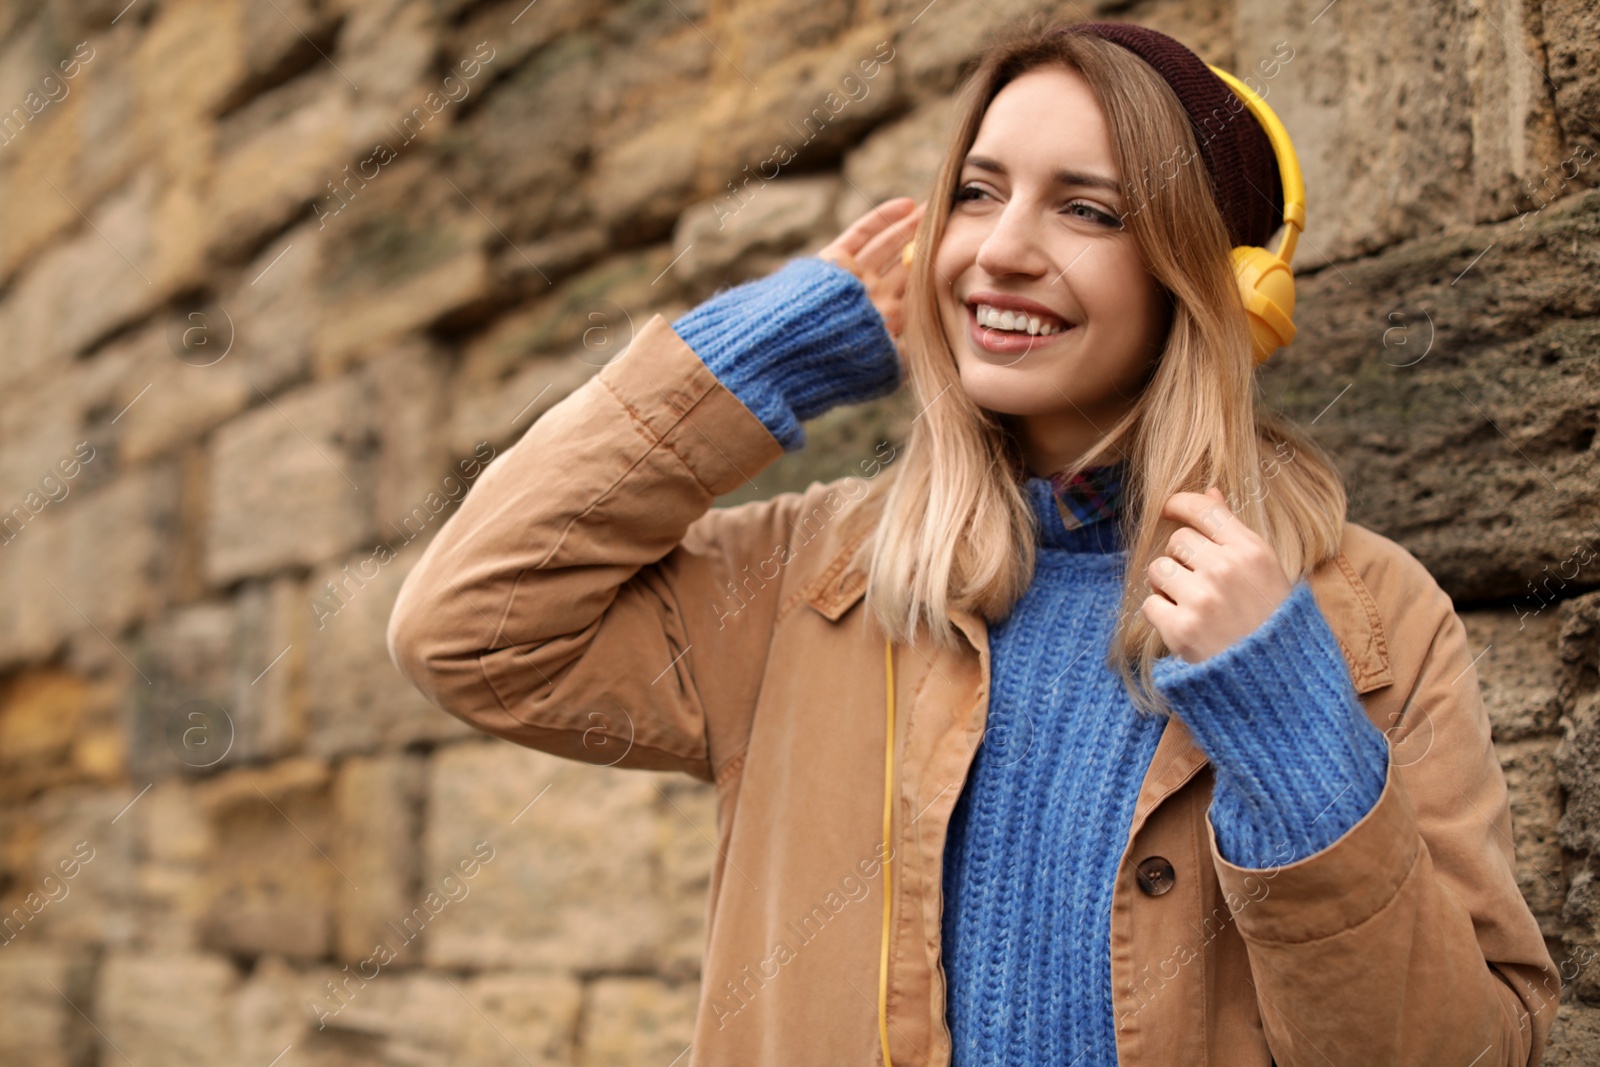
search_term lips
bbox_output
[963,301,1077,361]
[964,291,1074,334]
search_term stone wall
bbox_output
[0,0,1595,1063]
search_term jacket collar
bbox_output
[801,511,1396,817]
[802,491,1393,689]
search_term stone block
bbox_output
[196,758,338,960]
[701,24,906,199]
[590,110,704,245]
[333,753,424,963]
[369,336,450,534]
[446,245,683,430]
[222,0,343,115]
[302,539,475,757]
[227,224,322,388]
[1235,0,1568,264]
[231,955,351,1067]
[71,26,145,204]
[125,575,303,779]
[63,460,180,636]
[128,597,236,779]
[206,373,378,585]
[0,368,103,501]
[891,0,1063,101]
[333,0,440,111]
[448,352,602,460]
[1497,737,1566,929]
[1460,608,1565,742]
[132,0,245,167]
[10,785,139,950]
[838,94,957,224]
[0,945,95,1067]
[1256,190,1600,602]
[0,20,93,283]
[0,506,75,669]
[1546,1001,1600,1065]
[446,0,598,80]
[670,175,841,289]
[0,667,120,802]
[3,166,205,373]
[98,952,239,1067]
[720,0,851,69]
[311,967,582,1066]
[655,775,717,979]
[422,741,664,971]
[134,778,217,952]
[578,976,700,1067]
[312,235,486,379]
[112,238,317,462]
[1544,0,1600,167]
[1555,592,1600,855]
[448,30,601,242]
[209,69,354,260]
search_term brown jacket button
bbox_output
[1135,856,1176,896]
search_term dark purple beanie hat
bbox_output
[1051,21,1286,250]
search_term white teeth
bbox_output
[974,303,1066,336]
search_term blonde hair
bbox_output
[859,19,1347,719]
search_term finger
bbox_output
[841,198,918,256]
[1140,592,1176,629]
[1160,490,1244,546]
[821,250,863,278]
[1165,526,1208,568]
[856,201,925,275]
[1146,554,1198,600]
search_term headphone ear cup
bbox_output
[1229,245,1297,364]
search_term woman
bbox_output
[387,18,1560,1066]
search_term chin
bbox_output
[953,359,1071,417]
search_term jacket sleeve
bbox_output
[1184,550,1561,1066]
[1151,576,1391,868]
[385,259,901,784]
[670,255,901,451]
[384,312,788,781]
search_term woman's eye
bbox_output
[953,184,1120,228]
[1067,201,1122,227]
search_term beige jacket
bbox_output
[386,311,1561,1066]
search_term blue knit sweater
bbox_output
[672,255,1391,1064]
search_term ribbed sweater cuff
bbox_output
[1151,577,1391,870]
[669,256,903,452]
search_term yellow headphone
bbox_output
[876,66,1306,1065]
[898,63,1306,366]
[1205,63,1305,365]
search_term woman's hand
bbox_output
[816,196,926,340]
[1140,487,1295,663]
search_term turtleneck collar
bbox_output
[1021,459,1129,554]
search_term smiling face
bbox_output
[935,63,1173,474]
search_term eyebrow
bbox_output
[962,153,1124,198]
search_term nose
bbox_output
[973,198,1050,279]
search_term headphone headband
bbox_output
[1204,64,1304,265]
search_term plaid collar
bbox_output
[1038,459,1128,531]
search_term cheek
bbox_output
[931,236,964,291]
[932,244,966,317]
[1084,254,1164,335]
